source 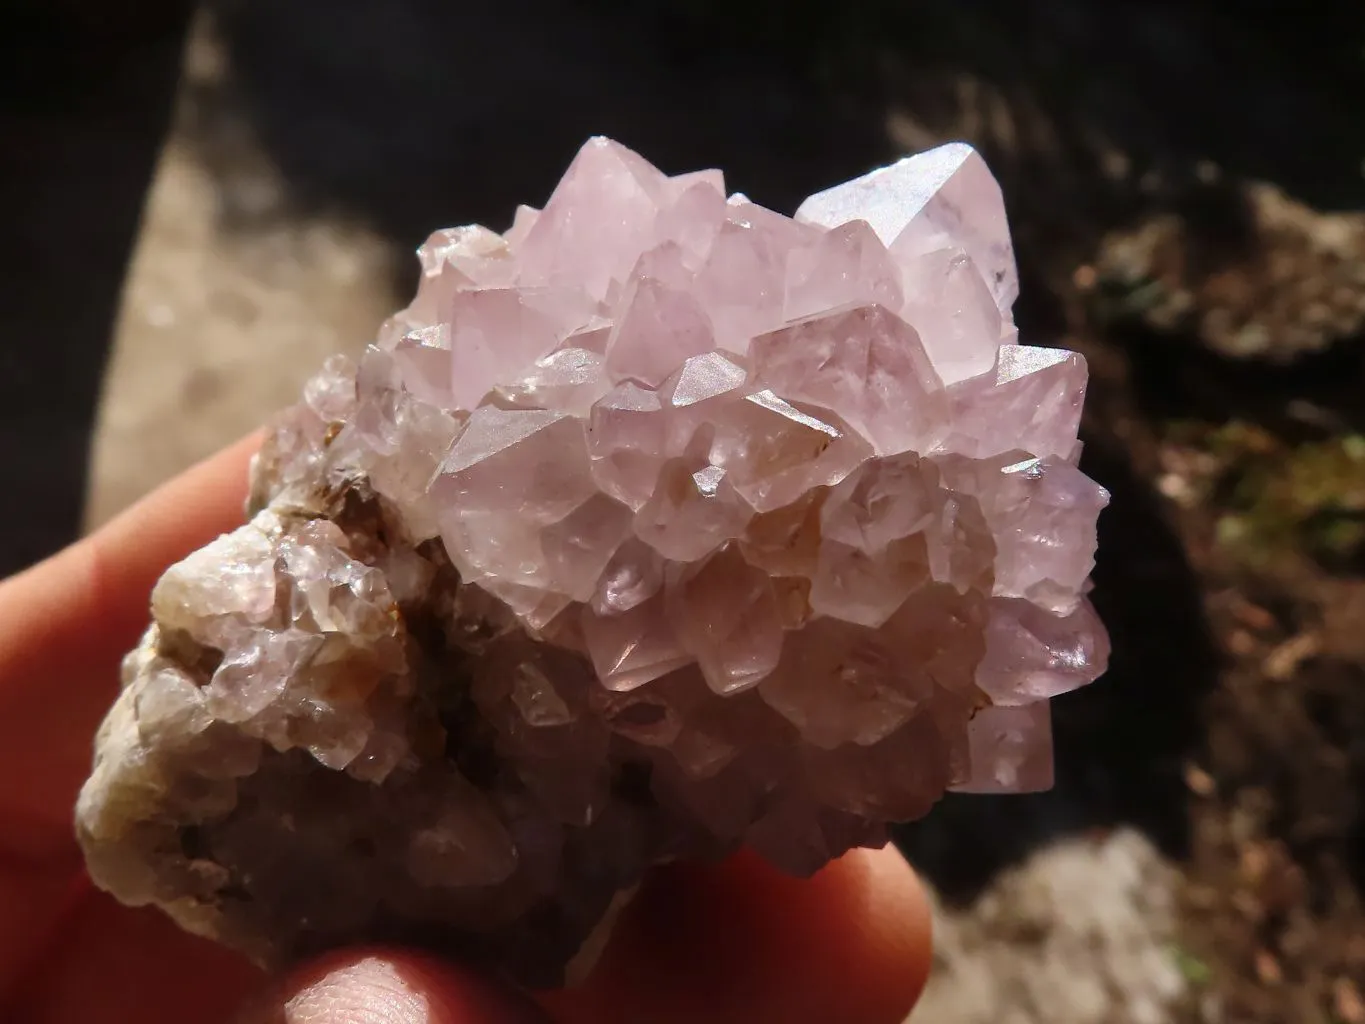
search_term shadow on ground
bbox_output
[0,5,193,575]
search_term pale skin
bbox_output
[0,434,933,1023]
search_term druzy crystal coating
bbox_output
[76,138,1109,986]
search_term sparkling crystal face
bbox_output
[77,137,1110,987]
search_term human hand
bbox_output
[0,434,932,1024]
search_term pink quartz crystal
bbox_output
[76,137,1109,987]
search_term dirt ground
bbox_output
[4,3,1364,1022]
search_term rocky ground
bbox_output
[4,2,1363,1021]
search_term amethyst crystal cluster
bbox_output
[76,139,1109,986]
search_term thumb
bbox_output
[238,949,548,1024]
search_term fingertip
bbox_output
[93,428,263,586]
[242,949,548,1024]
[725,844,933,1022]
[543,844,932,1024]
[838,844,935,1009]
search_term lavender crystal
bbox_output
[76,138,1109,987]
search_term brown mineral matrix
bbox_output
[75,138,1110,987]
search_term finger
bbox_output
[540,844,932,1024]
[4,887,260,1024]
[0,431,259,838]
[239,949,548,1024]
[0,849,84,999]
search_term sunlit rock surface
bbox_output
[76,137,1109,987]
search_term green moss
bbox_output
[1202,423,1365,571]
[1169,943,1213,986]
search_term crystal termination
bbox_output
[76,138,1110,987]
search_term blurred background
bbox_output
[4,1,1363,1020]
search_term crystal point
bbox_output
[797,141,1019,314]
[751,304,947,456]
